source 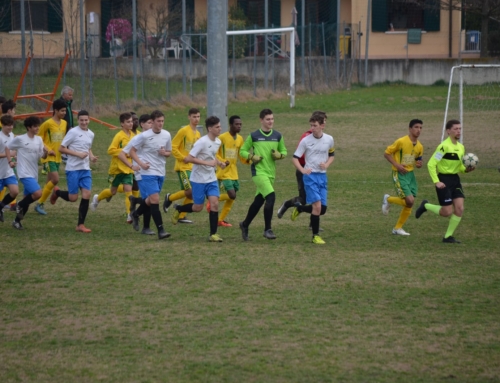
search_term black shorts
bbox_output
[435,174,465,206]
[295,169,306,204]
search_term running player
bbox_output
[381,119,424,236]
[0,115,19,222]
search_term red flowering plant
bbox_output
[105,19,132,43]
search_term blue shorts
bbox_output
[191,180,219,205]
[20,177,41,196]
[0,175,18,189]
[139,175,164,199]
[303,173,328,206]
[66,170,92,195]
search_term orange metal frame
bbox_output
[13,53,118,130]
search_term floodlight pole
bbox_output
[20,0,26,95]
[132,0,137,101]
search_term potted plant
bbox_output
[106,18,132,57]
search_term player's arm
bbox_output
[427,146,444,188]
[277,135,287,156]
[320,148,335,170]
[107,133,123,157]
[89,149,98,163]
[240,135,261,164]
[292,141,310,174]
[415,146,423,168]
[384,141,407,174]
[118,146,139,171]
[170,130,186,161]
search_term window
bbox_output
[237,0,281,28]
[372,0,440,32]
[0,0,62,32]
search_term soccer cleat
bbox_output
[34,203,47,215]
[15,204,24,220]
[415,199,428,219]
[239,221,249,241]
[76,224,92,233]
[50,186,60,205]
[126,214,133,224]
[442,236,461,244]
[382,194,390,215]
[308,225,324,232]
[290,207,301,221]
[12,220,24,230]
[178,218,193,224]
[162,193,172,213]
[0,208,4,222]
[91,194,99,211]
[158,229,171,240]
[206,201,211,213]
[141,228,155,235]
[263,229,277,240]
[218,220,232,227]
[171,204,180,225]
[312,235,326,245]
[132,213,140,232]
[392,228,410,236]
[277,201,288,219]
[208,233,223,242]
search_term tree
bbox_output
[137,3,172,58]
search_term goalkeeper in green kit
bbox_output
[239,109,287,240]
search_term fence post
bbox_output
[132,0,138,101]
[164,37,170,101]
[322,22,328,87]
[79,0,85,108]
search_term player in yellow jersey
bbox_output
[162,107,201,224]
[381,119,424,236]
[34,99,67,215]
[205,115,249,226]
[91,112,135,222]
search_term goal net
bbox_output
[442,65,500,168]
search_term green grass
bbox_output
[1,84,500,382]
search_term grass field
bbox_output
[1,84,500,382]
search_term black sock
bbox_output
[209,211,218,235]
[0,193,15,208]
[284,199,294,208]
[263,202,273,231]
[298,204,313,214]
[18,194,35,209]
[178,203,194,213]
[78,199,89,225]
[135,200,147,217]
[311,214,320,236]
[143,205,151,229]
[243,194,265,227]
[57,190,70,202]
[150,204,163,231]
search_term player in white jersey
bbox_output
[7,117,48,229]
[118,114,156,235]
[291,113,335,245]
[0,115,19,223]
[171,116,227,242]
[128,110,172,240]
[49,110,98,233]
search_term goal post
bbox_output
[227,27,296,108]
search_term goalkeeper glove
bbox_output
[248,154,263,165]
[271,149,286,160]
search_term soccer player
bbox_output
[290,113,334,244]
[91,112,135,221]
[0,100,17,211]
[206,115,249,227]
[0,115,19,223]
[128,110,172,240]
[171,116,226,242]
[162,107,201,224]
[7,117,48,229]
[415,119,475,243]
[239,108,287,241]
[1,99,16,119]
[49,110,98,233]
[118,114,156,235]
[381,119,424,236]
[277,110,327,231]
[34,99,68,215]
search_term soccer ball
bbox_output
[462,153,479,168]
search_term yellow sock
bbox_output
[117,184,124,193]
[170,190,186,201]
[388,196,407,207]
[98,188,113,202]
[394,207,412,229]
[132,190,140,198]
[124,191,132,214]
[39,181,55,204]
[219,199,234,222]
[219,193,230,202]
[179,197,193,219]
[0,187,6,200]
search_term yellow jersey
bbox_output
[107,130,135,175]
[38,117,67,163]
[171,125,200,172]
[384,135,423,172]
[215,132,249,180]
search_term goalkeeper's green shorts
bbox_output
[252,175,275,198]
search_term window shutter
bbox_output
[47,0,63,32]
[271,0,280,27]
[372,0,387,32]
[0,0,12,32]
[424,0,440,31]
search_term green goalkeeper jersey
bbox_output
[240,128,287,178]
[427,136,466,183]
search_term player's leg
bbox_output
[203,182,221,241]
[36,162,60,214]
[93,175,117,210]
[0,178,18,222]
[142,176,170,239]
[162,171,189,214]
[442,179,465,243]
[218,180,237,226]
[13,178,42,229]
[254,176,276,239]
[278,170,304,218]
[391,172,416,235]
[239,178,267,241]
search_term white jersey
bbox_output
[8,133,44,179]
[130,129,172,177]
[189,135,221,183]
[0,131,15,179]
[61,126,95,171]
[122,133,143,181]
[294,133,335,174]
